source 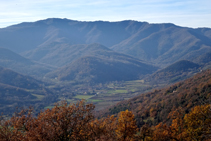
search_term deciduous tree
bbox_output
[184,104,211,141]
[116,110,138,141]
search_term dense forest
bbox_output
[0,100,210,140]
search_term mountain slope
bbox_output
[111,25,211,66]
[0,83,36,115]
[24,43,137,67]
[0,48,55,77]
[46,55,158,83]
[0,66,43,89]
[0,66,58,116]
[192,51,211,64]
[145,60,201,83]
[99,69,211,126]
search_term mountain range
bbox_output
[0,18,211,84]
[1,18,211,68]
[0,18,211,115]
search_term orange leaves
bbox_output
[0,101,139,141]
[0,100,210,141]
[116,110,138,141]
[151,104,211,140]
[90,110,138,141]
[184,104,211,140]
[153,123,172,141]
[89,115,117,140]
[0,100,95,141]
[137,124,153,141]
[0,119,16,141]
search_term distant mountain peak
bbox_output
[37,18,77,24]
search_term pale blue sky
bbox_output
[0,0,211,28]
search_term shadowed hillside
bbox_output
[111,25,211,66]
[145,60,201,84]
[46,55,158,83]
[193,51,211,64]
[0,66,43,89]
[24,43,152,68]
[0,66,57,116]
[0,48,55,77]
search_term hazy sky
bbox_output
[0,0,211,28]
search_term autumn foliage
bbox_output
[0,100,139,141]
[115,110,138,140]
[0,100,211,140]
[0,100,95,141]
